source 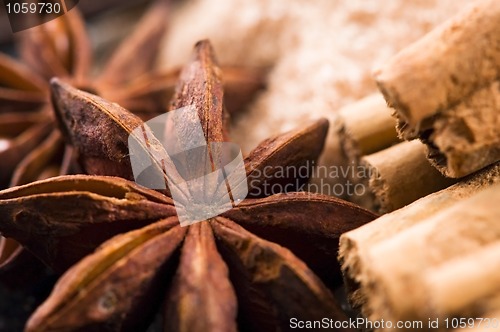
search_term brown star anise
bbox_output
[0,0,173,275]
[0,40,375,331]
[0,1,266,272]
[1,0,168,187]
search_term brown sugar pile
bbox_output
[160,0,471,189]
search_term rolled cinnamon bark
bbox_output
[336,93,399,163]
[334,95,453,213]
[375,0,500,178]
[424,81,500,178]
[374,0,500,138]
[427,242,500,321]
[358,140,455,213]
[339,162,500,329]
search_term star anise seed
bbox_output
[0,1,267,272]
[0,40,375,331]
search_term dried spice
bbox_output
[339,163,500,330]
[0,2,168,186]
[0,0,267,273]
[358,140,456,213]
[374,0,500,178]
[0,0,171,273]
[0,40,376,331]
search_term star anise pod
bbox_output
[1,0,165,187]
[0,0,172,275]
[0,1,266,272]
[0,40,375,331]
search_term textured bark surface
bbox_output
[375,0,500,177]
[359,140,456,213]
[334,93,400,209]
[336,93,398,163]
[339,163,500,330]
[424,81,500,178]
[374,0,500,137]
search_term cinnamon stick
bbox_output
[339,162,500,328]
[426,242,500,321]
[357,140,455,213]
[375,0,500,138]
[375,0,500,178]
[335,95,453,213]
[423,81,500,178]
[336,93,399,163]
